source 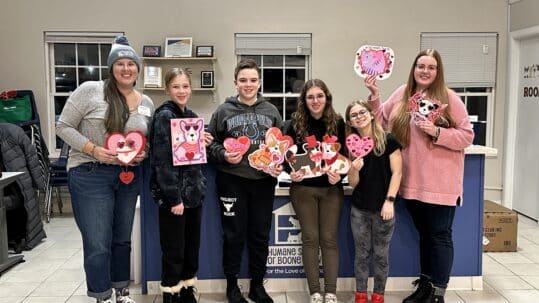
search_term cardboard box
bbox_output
[483,200,518,252]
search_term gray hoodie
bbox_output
[207,94,282,179]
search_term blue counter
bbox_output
[140,154,485,293]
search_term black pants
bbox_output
[405,198,456,288]
[159,205,202,287]
[7,204,27,243]
[216,171,277,280]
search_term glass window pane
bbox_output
[451,87,465,93]
[239,55,261,66]
[79,67,100,85]
[285,69,305,93]
[101,68,110,80]
[285,55,305,67]
[267,97,284,118]
[471,122,486,145]
[263,55,283,67]
[466,96,487,121]
[285,97,297,120]
[465,87,488,93]
[100,44,111,66]
[54,43,76,65]
[78,43,99,65]
[263,69,283,93]
[54,95,68,117]
[55,67,76,92]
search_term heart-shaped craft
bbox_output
[224,136,250,155]
[105,131,146,165]
[354,45,395,80]
[346,134,374,158]
[265,127,294,148]
[119,171,135,184]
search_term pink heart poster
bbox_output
[170,118,207,166]
[354,45,395,80]
[105,131,146,165]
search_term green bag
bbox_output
[0,95,32,123]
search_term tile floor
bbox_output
[1,209,539,302]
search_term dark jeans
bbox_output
[216,171,277,280]
[159,205,202,287]
[405,198,456,288]
[68,163,140,300]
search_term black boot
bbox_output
[402,276,433,303]
[226,284,248,303]
[248,280,273,303]
[162,292,180,303]
[179,286,197,303]
[424,286,445,303]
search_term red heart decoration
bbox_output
[106,131,146,165]
[119,171,135,184]
[186,152,195,160]
[346,134,374,158]
[224,136,250,155]
[265,127,294,148]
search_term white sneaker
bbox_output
[115,288,136,303]
[324,293,338,303]
[310,292,323,303]
[96,298,113,303]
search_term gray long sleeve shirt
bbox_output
[56,81,154,170]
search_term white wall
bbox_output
[0,0,508,200]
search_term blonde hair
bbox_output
[165,67,192,88]
[345,100,386,156]
[391,49,454,147]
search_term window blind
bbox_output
[235,33,312,55]
[44,31,124,44]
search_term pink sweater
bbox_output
[370,85,474,206]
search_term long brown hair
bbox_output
[292,79,340,142]
[391,49,455,147]
[103,76,131,133]
[345,100,386,156]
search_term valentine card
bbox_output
[285,135,324,178]
[105,131,146,165]
[321,135,351,174]
[346,134,374,158]
[408,92,446,123]
[170,118,207,166]
[354,45,395,80]
[249,127,294,173]
[224,136,250,156]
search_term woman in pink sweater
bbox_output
[365,49,474,303]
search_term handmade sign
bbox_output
[170,118,207,166]
[285,135,324,178]
[346,134,374,158]
[249,127,294,174]
[105,131,146,184]
[354,45,395,80]
[224,136,250,156]
[321,135,351,174]
[408,92,447,123]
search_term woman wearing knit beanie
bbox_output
[57,35,154,303]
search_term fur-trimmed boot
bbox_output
[178,278,198,303]
[161,284,181,303]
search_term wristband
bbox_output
[89,144,96,157]
[386,196,396,202]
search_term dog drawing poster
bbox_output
[170,118,207,166]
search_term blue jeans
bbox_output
[405,198,456,288]
[68,162,140,299]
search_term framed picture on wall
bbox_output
[142,45,161,57]
[201,71,214,88]
[196,46,214,57]
[165,37,193,57]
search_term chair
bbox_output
[43,140,69,223]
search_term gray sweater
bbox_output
[56,81,154,170]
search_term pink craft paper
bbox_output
[105,131,146,165]
[224,136,250,155]
[408,92,446,123]
[249,127,294,173]
[321,135,351,174]
[354,45,395,80]
[345,134,374,158]
[170,118,207,166]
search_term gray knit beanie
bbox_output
[107,35,141,71]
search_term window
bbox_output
[235,34,312,120]
[45,32,122,149]
[421,32,498,147]
[452,87,494,146]
[238,55,307,120]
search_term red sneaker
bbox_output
[371,293,385,303]
[354,292,368,303]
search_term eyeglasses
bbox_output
[306,93,325,101]
[415,64,438,72]
[350,109,369,119]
